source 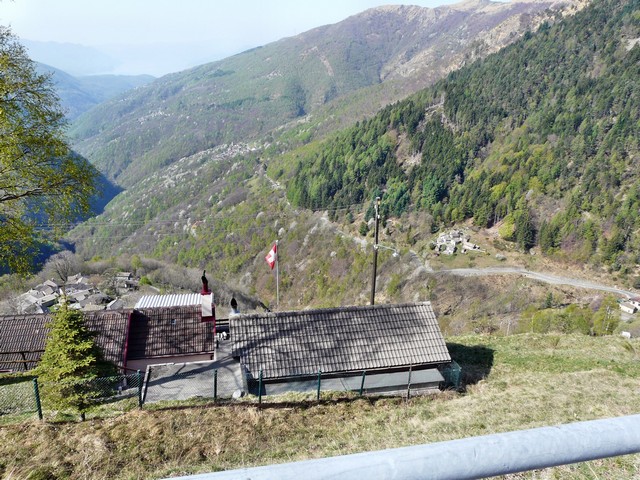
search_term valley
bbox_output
[2,0,640,477]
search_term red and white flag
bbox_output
[265,243,277,270]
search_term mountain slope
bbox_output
[64,0,601,309]
[69,0,583,187]
[36,63,154,120]
[286,0,640,268]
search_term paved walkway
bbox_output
[143,340,244,404]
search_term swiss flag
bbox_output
[265,243,277,270]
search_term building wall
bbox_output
[126,353,215,372]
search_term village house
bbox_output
[435,230,483,256]
[232,302,452,395]
[628,298,640,310]
[0,297,453,397]
[12,272,139,315]
[619,296,640,314]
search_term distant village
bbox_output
[15,272,139,315]
[434,229,483,256]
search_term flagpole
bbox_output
[275,240,279,310]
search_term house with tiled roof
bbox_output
[1,298,452,397]
[231,302,451,395]
[125,305,217,371]
[0,292,217,373]
[0,310,130,372]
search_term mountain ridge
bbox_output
[69,0,583,187]
[36,62,154,120]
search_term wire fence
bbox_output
[247,364,463,404]
[439,360,462,390]
[0,378,38,418]
[0,361,462,421]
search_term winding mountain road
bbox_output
[440,267,637,298]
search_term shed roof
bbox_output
[231,302,450,380]
[134,293,204,309]
[126,306,216,360]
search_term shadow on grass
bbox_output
[142,393,429,413]
[446,342,494,390]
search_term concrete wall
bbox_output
[127,353,215,372]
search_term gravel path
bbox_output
[440,267,637,298]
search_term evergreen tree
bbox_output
[35,303,115,420]
[514,207,536,251]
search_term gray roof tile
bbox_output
[0,310,130,372]
[231,302,450,380]
[126,306,216,360]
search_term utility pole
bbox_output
[370,197,381,305]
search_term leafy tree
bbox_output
[131,254,143,276]
[0,27,97,273]
[35,304,115,420]
[592,294,620,336]
[555,304,592,335]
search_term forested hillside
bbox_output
[68,0,577,187]
[286,0,640,269]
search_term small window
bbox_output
[170,318,177,326]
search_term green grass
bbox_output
[1,333,639,479]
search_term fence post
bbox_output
[317,370,322,401]
[407,365,413,399]
[32,378,43,421]
[137,370,143,409]
[258,369,263,404]
[359,370,366,396]
[213,369,218,402]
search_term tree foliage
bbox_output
[0,27,97,273]
[592,294,620,336]
[34,303,115,418]
[285,0,640,266]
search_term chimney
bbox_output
[200,270,215,322]
[230,297,239,317]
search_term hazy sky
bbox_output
[1,0,463,76]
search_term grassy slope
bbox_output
[1,333,639,479]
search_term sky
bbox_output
[0,0,464,76]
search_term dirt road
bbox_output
[441,267,637,298]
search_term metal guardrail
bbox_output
[164,414,640,480]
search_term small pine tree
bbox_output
[35,303,115,420]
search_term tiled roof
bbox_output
[127,306,216,360]
[0,314,49,371]
[0,310,130,372]
[231,302,451,380]
[84,310,131,367]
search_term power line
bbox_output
[34,204,367,230]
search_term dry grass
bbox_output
[1,333,640,479]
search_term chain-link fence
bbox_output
[79,372,144,406]
[246,365,460,404]
[1,362,463,422]
[0,377,38,418]
[0,373,143,421]
[439,361,462,390]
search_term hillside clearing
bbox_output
[1,333,639,479]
